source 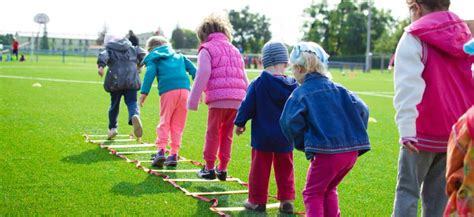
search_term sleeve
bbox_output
[393,32,426,138]
[97,50,109,68]
[234,81,257,127]
[351,92,369,129]
[140,61,157,95]
[136,47,147,68]
[280,95,307,151]
[187,49,212,111]
[184,56,197,80]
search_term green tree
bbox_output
[228,6,272,53]
[183,29,199,49]
[40,27,49,50]
[374,18,410,54]
[171,26,185,49]
[96,24,108,45]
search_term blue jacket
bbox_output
[141,45,196,96]
[234,71,299,153]
[280,73,370,160]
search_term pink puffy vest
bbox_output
[199,33,247,104]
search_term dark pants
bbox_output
[108,89,139,130]
[12,49,18,60]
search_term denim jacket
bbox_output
[280,73,370,160]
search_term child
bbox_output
[392,1,474,216]
[280,41,370,217]
[188,14,249,180]
[97,34,146,140]
[140,36,196,167]
[234,41,298,213]
[445,106,474,216]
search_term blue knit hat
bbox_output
[261,41,289,68]
[464,39,474,55]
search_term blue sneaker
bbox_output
[164,154,178,167]
[151,149,166,167]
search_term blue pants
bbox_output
[108,89,139,129]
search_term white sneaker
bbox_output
[131,115,143,138]
[107,128,118,140]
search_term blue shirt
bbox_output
[280,73,370,160]
[234,71,298,153]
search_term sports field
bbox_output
[0,56,399,216]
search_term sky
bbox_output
[1,0,473,44]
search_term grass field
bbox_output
[0,56,400,216]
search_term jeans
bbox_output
[108,89,139,129]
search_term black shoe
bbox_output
[164,154,178,167]
[151,149,166,167]
[279,200,294,214]
[244,200,266,212]
[197,167,216,180]
[215,168,227,181]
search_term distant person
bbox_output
[188,14,249,180]
[140,36,196,168]
[392,0,474,216]
[234,41,298,213]
[19,54,25,62]
[280,41,370,217]
[97,34,146,140]
[128,30,139,46]
[12,38,19,61]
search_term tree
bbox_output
[183,29,199,49]
[40,26,49,50]
[228,6,272,53]
[96,24,108,45]
[374,18,410,54]
[171,26,185,49]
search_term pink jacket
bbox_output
[199,33,247,104]
[407,11,474,152]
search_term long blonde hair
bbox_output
[196,13,233,43]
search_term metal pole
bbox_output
[365,0,372,72]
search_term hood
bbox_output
[144,45,176,63]
[255,71,298,105]
[106,38,132,51]
[406,11,472,58]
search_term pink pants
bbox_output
[248,148,295,204]
[155,89,189,155]
[203,108,237,171]
[303,151,358,217]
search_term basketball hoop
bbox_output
[34,13,49,24]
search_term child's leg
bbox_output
[303,152,357,217]
[420,153,447,217]
[217,109,237,171]
[273,152,295,202]
[169,90,189,155]
[108,91,122,129]
[203,108,223,170]
[155,90,179,151]
[248,149,273,204]
[123,89,139,125]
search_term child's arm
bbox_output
[136,47,147,72]
[234,81,257,135]
[97,50,109,77]
[188,49,212,111]
[280,95,307,151]
[140,60,158,107]
[393,32,425,150]
[183,56,197,80]
[350,92,369,129]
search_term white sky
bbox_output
[0,0,473,44]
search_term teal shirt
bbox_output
[141,45,196,96]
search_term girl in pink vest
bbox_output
[392,0,474,216]
[188,14,249,180]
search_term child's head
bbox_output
[261,41,289,72]
[103,34,121,45]
[406,0,450,22]
[146,36,170,52]
[196,13,233,43]
[290,41,330,83]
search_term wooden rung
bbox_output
[116,150,157,155]
[212,202,280,212]
[151,169,200,173]
[102,144,154,148]
[139,159,191,163]
[86,134,131,138]
[186,190,248,196]
[90,139,136,143]
[163,178,240,182]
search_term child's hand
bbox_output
[400,137,419,153]
[98,67,104,77]
[199,93,205,104]
[139,94,147,107]
[235,126,245,136]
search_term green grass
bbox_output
[0,56,399,216]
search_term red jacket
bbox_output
[12,40,19,50]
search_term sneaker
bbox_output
[164,154,178,167]
[244,200,266,212]
[215,168,227,181]
[131,115,143,138]
[107,128,118,140]
[197,167,216,180]
[151,149,166,167]
[279,200,294,214]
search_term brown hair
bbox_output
[406,0,450,11]
[196,13,233,43]
[146,36,169,52]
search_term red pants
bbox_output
[248,148,295,204]
[203,108,237,171]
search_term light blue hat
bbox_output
[290,42,330,67]
[464,39,474,55]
